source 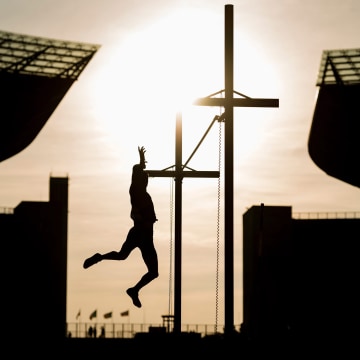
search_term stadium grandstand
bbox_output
[0,30,100,162]
[308,48,360,188]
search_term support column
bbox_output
[224,3,234,335]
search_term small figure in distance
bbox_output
[83,146,159,308]
[88,326,93,338]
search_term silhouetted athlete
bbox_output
[83,146,158,308]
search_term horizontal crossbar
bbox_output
[147,170,219,178]
[194,97,279,108]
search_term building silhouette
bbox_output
[242,204,360,347]
[1,176,68,349]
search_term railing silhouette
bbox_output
[66,322,239,339]
[0,207,14,214]
[3,206,358,219]
[292,211,360,219]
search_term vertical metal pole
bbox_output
[174,112,183,334]
[224,4,234,335]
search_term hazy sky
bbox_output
[1,0,359,328]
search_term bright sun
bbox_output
[89,7,279,169]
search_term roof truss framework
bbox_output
[0,30,100,80]
[0,30,100,162]
[317,48,360,86]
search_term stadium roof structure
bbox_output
[0,30,100,162]
[309,48,360,188]
[316,48,360,86]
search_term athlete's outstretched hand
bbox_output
[138,146,147,168]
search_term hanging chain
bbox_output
[168,178,174,316]
[215,113,223,333]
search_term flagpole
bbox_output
[96,313,98,338]
[76,309,81,338]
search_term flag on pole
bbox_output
[120,310,129,317]
[103,311,112,319]
[76,309,81,320]
[89,309,97,320]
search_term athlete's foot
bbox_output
[83,253,102,269]
[126,288,142,308]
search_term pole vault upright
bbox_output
[194,4,279,334]
[147,112,219,334]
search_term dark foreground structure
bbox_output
[242,205,359,354]
[1,176,69,349]
[308,48,360,188]
[62,332,296,358]
[0,30,100,162]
